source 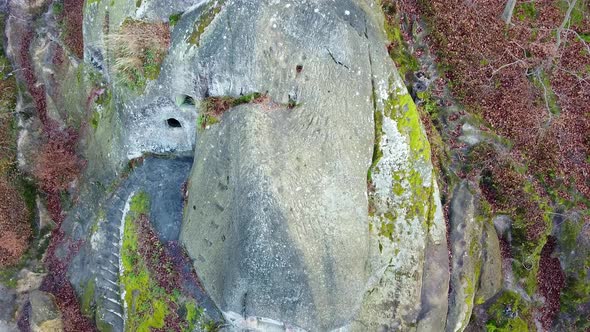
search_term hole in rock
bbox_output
[167,118,182,128]
[176,94,196,108]
[182,95,195,106]
[413,81,427,93]
[296,65,303,73]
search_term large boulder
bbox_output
[178,0,448,330]
[179,1,375,329]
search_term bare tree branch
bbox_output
[556,0,578,49]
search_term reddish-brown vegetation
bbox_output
[0,178,31,268]
[134,215,208,331]
[418,0,589,199]
[537,236,566,329]
[136,215,180,293]
[34,128,84,223]
[34,129,83,193]
[62,0,85,58]
[40,229,96,332]
[19,29,50,130]
[409,0,587,327]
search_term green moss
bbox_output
[382,9,420,77]
[203,321,221,332]
[367,108,383,183]
[143,49,161,81]
[379,221,395,240]
[464,275,475,307]
[96,316,114,332]
[184,302,204,332]
[169,13,183,27]
[187,1,225,45]
[81,278,96,317]
[486,291,531,331]
[515,2,538,21]
[513,183,553,295]
[557,0,586,26]
[121,192,210,331]
[137,299,168,331]
[90,111,100,130]
[231,92,262,105]
[121,193,166,331]
[130,191,149,214]
[90,209,105,235]
[52,2,64,16]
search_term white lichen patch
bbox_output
[372,117,409,198]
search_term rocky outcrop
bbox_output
[180,1,375,329]
[178,0,448,330]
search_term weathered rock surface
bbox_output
[180,1,375,329]
[0,284,17,325]
[29,290,63,332]
[475,222,503,304]
[446,181,484,332]
[178,0,448,330]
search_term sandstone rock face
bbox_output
[29,291,63,332]
[446,182,483,332]
[178,0,447,330]
[179,1,375,329]
[476,222,503,304]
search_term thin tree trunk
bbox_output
[501,0,518,25]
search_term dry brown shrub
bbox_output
[34,130,84,193]
[0,178,31,267]
[63,0,85,58]
[107,19,170,82]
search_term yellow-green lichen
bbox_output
[385,90,431,164]
[369,81,436,245]
[382,7,420,77]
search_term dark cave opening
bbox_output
[167,118,182,128]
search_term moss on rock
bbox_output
[485,291,531,331]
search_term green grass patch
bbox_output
[558,0,587,26]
